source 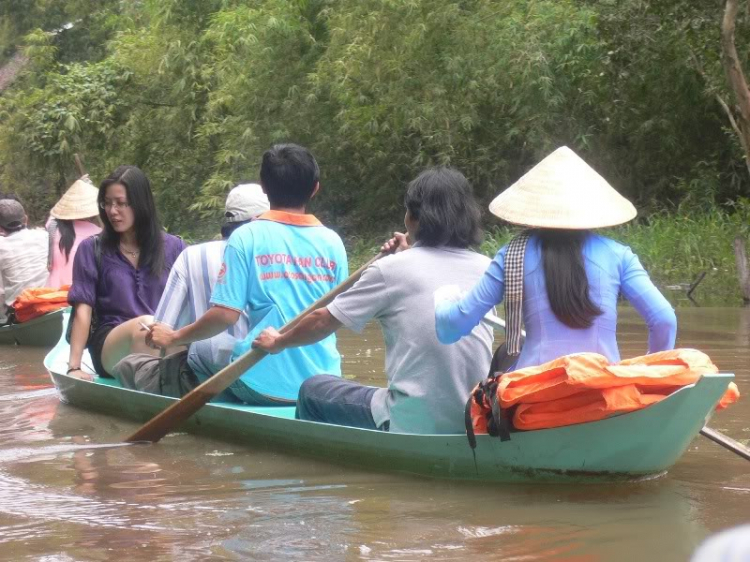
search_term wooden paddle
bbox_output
[125,250,390,443]
[700,426,750,461]
[482,314,750,462]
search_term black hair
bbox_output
[536,229,602,329]
[259,144,320,208]
[221,219,251,240]
[98,165,165,276]
[57,219,76,262]
[404,167,483,248]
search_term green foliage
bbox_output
[0,0,749,287]
[0,0,120,63]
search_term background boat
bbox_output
[0,307,67,347]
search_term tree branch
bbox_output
[689,49,745,146]
[721,0,750,176]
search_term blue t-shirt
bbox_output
[210,211,349,400]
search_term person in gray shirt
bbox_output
[252,167,493,434]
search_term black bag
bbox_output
[65,235,102,345]
[463,337,528,450]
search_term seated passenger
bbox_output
[435,146,677,371]
[112,183,270,395]
[46,176,102,288]
[66,166,186,379]
[0,199,49,324]
[149,144,349,405]
[251,167,494,433]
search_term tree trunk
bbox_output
[721,1,750,304]
[734,236,750,302]
[721,0,750,175]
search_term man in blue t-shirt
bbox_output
[149,144,348,404]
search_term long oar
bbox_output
[126,251,390,443]
[699,426,750,461]
[483,314,750,462]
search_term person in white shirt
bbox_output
[112,183,270,396]
[0,199,49,324]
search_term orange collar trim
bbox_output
[257,210,322,227]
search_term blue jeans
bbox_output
[188,333,292,406]
[296,375,387,430]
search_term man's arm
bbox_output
[252,308,342,354]
[150,305,240,348]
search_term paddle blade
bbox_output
[125,348,268,443]
[125,386,214,443]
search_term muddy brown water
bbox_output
[0,308,748,561]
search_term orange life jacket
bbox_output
[467,349,739,441]
[12,285,70,323]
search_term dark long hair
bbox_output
[57,219,76,262]
[98,165,165,276]
[537,229,602,329]
[404,167,483,248]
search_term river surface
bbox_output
[0,308,748,561]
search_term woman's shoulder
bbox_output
[585,233,631,255]
[162,232,187,261]
[582,234,643,275]
[163,232,186,248]
[76,234,99,251]
[72,235,101,266]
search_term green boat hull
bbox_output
[0,307,66,347]
[44,312,733,482]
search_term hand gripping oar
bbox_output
[482,314,750,463]
[125,251,390,443]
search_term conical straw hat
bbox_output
[50,176,100,220]
[489,146,637,229]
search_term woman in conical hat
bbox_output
[46,176,103,288]
[435,146,676,371]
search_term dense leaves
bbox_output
[0,0,748,235]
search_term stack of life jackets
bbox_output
[12,285,70,323]
[466,349,740,445]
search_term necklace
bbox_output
[119,244,140,259]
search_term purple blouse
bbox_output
[68,234,186,329]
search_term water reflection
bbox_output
[0,307,748,561]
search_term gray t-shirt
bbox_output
[327,245,493,434]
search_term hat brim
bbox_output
[489,146,637,230]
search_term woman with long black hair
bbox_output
[46,177,102,288]
[435,147,677,370]
[66,165,186,379]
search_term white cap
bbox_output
[224,183,270,224]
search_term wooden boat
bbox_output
[44,311,734,482]
[0,307,67,347]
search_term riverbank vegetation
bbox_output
[348,201,750,305]
[1,1,749,303]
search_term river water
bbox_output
[0,307,748,561]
